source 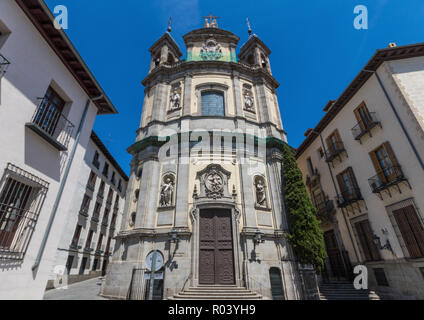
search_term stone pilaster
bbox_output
[183,73,192,116]
[135,155,161,229]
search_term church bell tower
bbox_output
[101,16,303,300]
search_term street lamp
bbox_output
[372,234,394,254]
[168,229,180,243]
[253,230,265,245]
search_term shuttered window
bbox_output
[393,205,424,258]
[326,129,344,153]
[201,91,225,116]
[355,220,381,262]
[336,167,360,199]
[354,102,372,130]
[369,142,400,184]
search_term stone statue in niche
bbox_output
[243,90,255,112]
[254,176,267,207]
[160,174,175,207]
[169,86,181,111]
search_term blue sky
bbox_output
[45,0,424,175]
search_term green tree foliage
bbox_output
[282,142,327,272]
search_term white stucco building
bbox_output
[47,131,128,289]
[296,42,424,299]
[0,0,119,299]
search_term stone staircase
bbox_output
[169,285,263,300]
[319,281,380,300]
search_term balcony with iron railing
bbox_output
[86,177,96,192]
[106,195,113,206]
[315,199,335,222]
[325,141,346,163]
[337,188,363,208]
[84,241,95,253]
[79,205,89,217]
[70,238,84,250]
[91,214,100,223]
[92,159,100,169]
[25,98,75,151]
[351,113,381,141]
[101,215,109,227]
[368,166,407,194]
[97,189,105,200]
[0,53,10,78]
[95,244,105,255]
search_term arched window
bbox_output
[201,91,225,116]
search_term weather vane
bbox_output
[247,18,252,36]
[168,17,172,33]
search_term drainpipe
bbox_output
[32,94,104,272]
[363,68,424,170]
[311,130,360,264]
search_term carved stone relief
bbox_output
[196,164,231,199]
[200,38,223,61]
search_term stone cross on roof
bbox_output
[202,13,220,28]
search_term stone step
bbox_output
[169,295,262,300]
[319,282,381,300]
[186,287,255,292]
[169,286,263,300]
[178,291,258,297]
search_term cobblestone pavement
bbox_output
[43,277,108,300]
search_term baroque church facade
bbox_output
[101,18,305,300]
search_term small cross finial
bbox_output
[246,18,252,36]
[168,17,172,33]
[202,13,220,28]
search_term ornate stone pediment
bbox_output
[196,164,231,199]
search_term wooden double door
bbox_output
[324,230,347,279]
[199,209,235,285]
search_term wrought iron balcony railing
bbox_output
[25,98,75,151]
[337,188,363,208]
[92,159,100,169]
[325,141,346,163]
[70,238,84,250]
[368,166,406,193]
[91,215,100,223]
[0,53,10,78]
[86,180,95,192]
[101,217,109,227]
[79,207,89,217]
[351,112,381,140]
